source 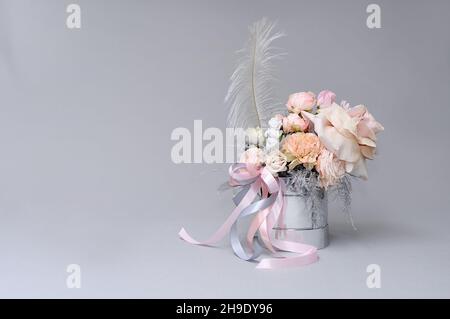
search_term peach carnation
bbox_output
[281,132,322,170]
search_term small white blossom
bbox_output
[268,117,282,130]
[245,127,265,147]
[265,137,280,152]
[265,127,282,140]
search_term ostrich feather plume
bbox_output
[225,18,285,129]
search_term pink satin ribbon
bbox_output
[179,164,319,269]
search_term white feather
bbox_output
[225,18,285,130]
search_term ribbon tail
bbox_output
[230,182,278,260]
[179,184,257,246]
[256,252,319,269]
[255,176,319,269]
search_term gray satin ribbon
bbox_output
[229,184,278,261]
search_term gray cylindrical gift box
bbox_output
[273,177,329,249]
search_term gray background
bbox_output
[0,0,449,298]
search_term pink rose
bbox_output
[317,90,336,108]
[286,91,316,113]
[239,146,265,168]
[282,113,309,133]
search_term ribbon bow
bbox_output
[179,163,318,269]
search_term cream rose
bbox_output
[302,103,383,179]
[265,150,287,176]
[347,105,384,159]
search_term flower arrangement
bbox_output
[240,89,384,189]
[180,18,384,269]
